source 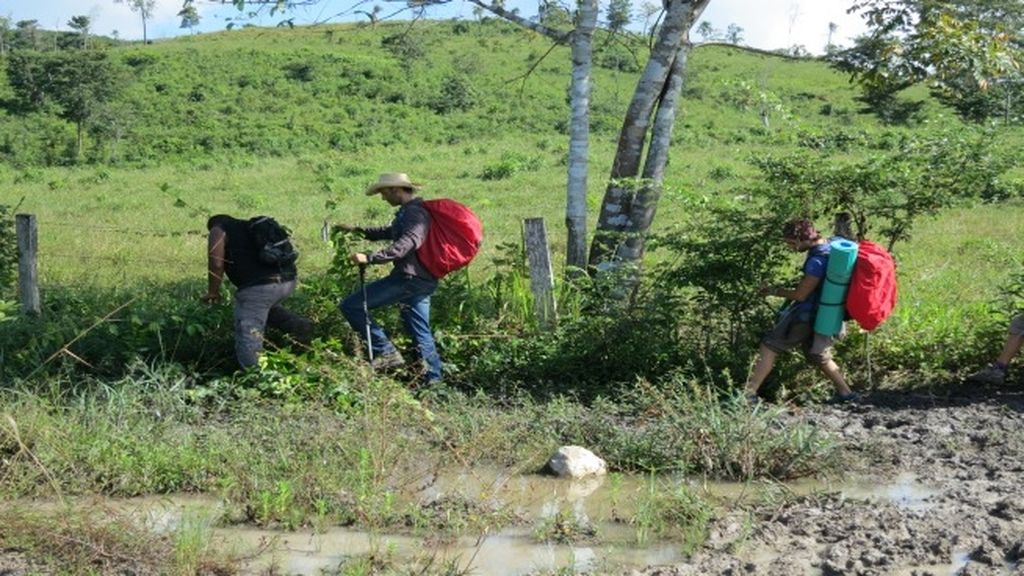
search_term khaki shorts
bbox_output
[762,310,834,366]
[1010,314,1024,336]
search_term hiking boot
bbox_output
[829,391,861,404]
[967,365,1006,386]
[371,351,405,371]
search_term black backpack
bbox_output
[248,216,298,266]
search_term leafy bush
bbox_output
[596,43,641,72]
[428,74,477,114]
[479,151,542,180]
[0,204,16,293]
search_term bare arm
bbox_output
[205,226,227,302]
[774,274,821,302]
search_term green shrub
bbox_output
[0,204,16,293]
[479,151,542,180]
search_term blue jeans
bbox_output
[341,273,442,382]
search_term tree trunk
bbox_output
[588,0,709,286]
[76,121,83,161]
[613,42,690,270]
[565,0,597,276]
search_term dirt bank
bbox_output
[643,387,1024,576]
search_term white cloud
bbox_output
[697,0,867,54]
[5,0,219,39]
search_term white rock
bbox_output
[548,445,607,479]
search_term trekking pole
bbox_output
[359,263,374,362]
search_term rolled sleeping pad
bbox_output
[814,238,859,337]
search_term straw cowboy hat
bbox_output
[365,173,422,196]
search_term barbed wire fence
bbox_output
[13,214,347,313]
[11,213,347,371]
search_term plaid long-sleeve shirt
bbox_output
[361,197,435,280]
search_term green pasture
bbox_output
[3,18,1024,572]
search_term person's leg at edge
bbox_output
[234,284,277,368]
[399,277,442,383]
[995,333,1024,368]
[967,315,1024,384]
[339,275,404,358]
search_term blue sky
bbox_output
[4,0,866,54]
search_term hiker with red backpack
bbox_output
[744,219,860,404]
[335,173,444,384]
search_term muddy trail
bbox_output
[4,387,1024,576]
[647,386,1024,576]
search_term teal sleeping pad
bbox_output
[814,238,859,337]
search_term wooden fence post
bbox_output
[16,213,40,315]
[523,217,556,330]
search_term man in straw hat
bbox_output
[334,173,442,384]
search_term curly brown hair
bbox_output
[782,219,820,242]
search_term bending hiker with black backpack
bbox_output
[335,173,481,385]
[204,214,313,368]
[743,219,859,405]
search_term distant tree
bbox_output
[537,0,572,28]
[639,0,661,37]
[178,4,201,33]
[354,5,382,26]
[696,20,715,41]
[14,20,41,51]
[68,15,92,49]
[724,23,742,44]
[116,0,158,43]
[605,0,631,34]
[7,51,128,160]
[826,21,837,53]
[0,17,10,56]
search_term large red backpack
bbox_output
[846,239,897,331]
[417,199,483,279]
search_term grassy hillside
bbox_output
[6,19,1015,282]
[1,19,1023,387]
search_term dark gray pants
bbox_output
[234,280,313,368]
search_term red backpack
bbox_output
[418,199,483,279]
[846,240,897,331]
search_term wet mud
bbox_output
[643,387,1024,576]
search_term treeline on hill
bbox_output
[2,15,1023,169]
[0,18,644,167]
[0,17,1023,401]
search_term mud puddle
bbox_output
[640,392,1024,575]
[88,469,936,576]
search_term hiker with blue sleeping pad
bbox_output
[204,214,313,369]
[335,173,443,384]
[743,218,859,405]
